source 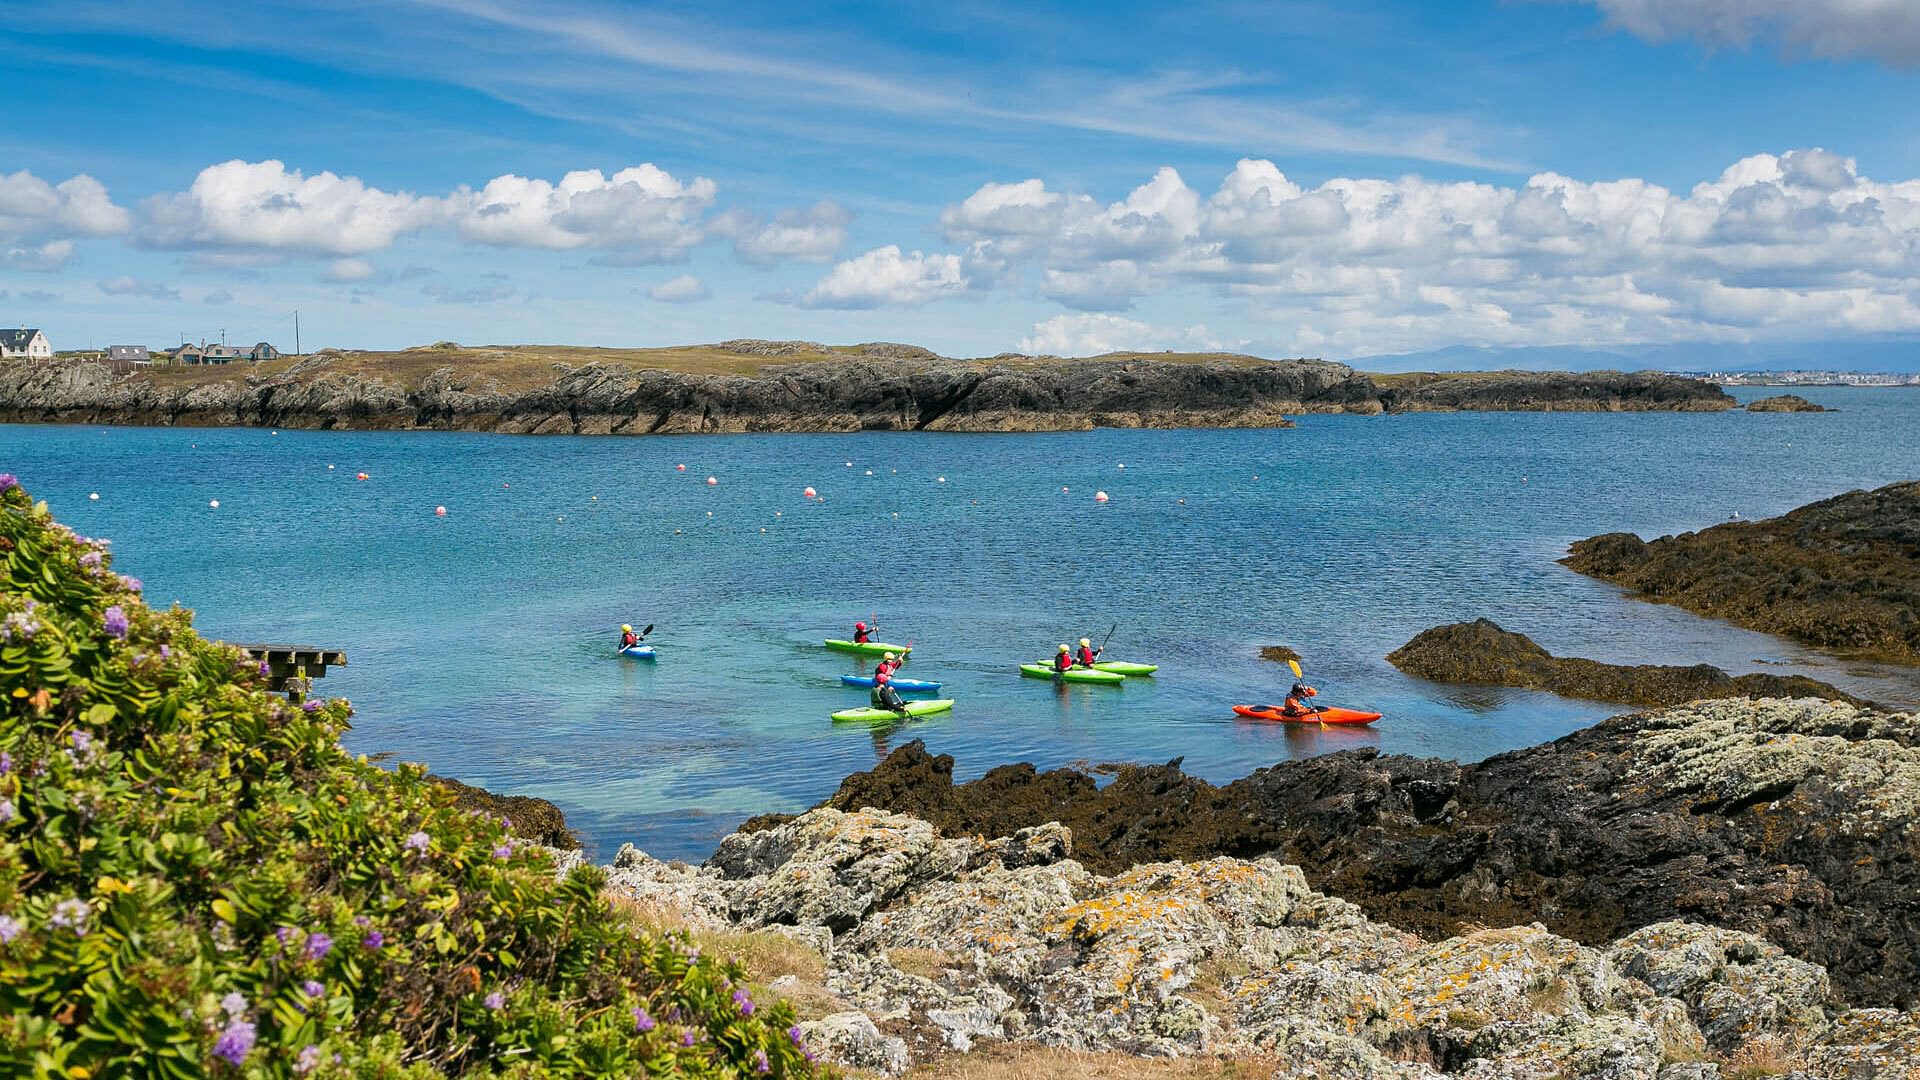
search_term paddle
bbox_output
[1097,621,1117,662]
[1286,658,1326,727]
[618,624,655,654]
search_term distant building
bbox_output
[248,341,280,361]
[0,328,52,359]
[107,345,150,363]
[173,344,207,364]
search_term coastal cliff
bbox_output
[0,340,1734,434]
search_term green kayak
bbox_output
[1020,663,1126,684]
[824,639,912,658]
[831,698,955,723]
[1092,661,1158,676]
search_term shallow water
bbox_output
[5,384,1916,859]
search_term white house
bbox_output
[0,328,52,359]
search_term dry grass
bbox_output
[1722,1035,1806,1079]
[904,1045,1277,1079]
[888,947,957,981]
[609,897,843,1019]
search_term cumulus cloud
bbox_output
[1591,0,1920,68]
[322,257,377,282]
[647,274,710,303]
[1018,313,1240,356]
[97,276,181,301]
[912,150,1920,353]
[453,165,715,262]
[800,245,969,308]
[718,201,850,266]
[5,239,75,271]
[0,171,129,243]
[140,160,447,255]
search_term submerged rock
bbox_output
[792,698,1920,1007]
[1386,619,1869,707]
[1563,481,1920,662]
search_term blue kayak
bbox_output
[619,645,656,659]
[841,674,942,692]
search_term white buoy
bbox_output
[1095,490,1109,503]
[435,506,447,517]
[845,461,853,467]
[707,511,713,517]
[209,500,220,509]
[1252,475,1259,481]
[892,512,899,518]
[774,511,782,517]
[89,492,100,500]
[271,430,278,436]
[706,476,718,486]
[1117,463,1125,469]
[937,477,946,483]
[1178,498,1186,505]
[327,464,335,470]
[865,470,873,476]
[1062,486,1070,493]
[760,527,767,533]
[804,486,817,498]
[891,469,897,474]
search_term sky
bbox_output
[4,0,1920,366]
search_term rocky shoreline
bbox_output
[1564,481,1920,663]
[566,698,1919,1077]
[0,341,1734,435]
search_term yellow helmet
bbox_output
[1079,638,1091,647]
[1058,644,1070,652]
[621,625,632,633]
[882,652,896,661]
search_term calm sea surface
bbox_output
[5,384,1916,859]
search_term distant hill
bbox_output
[1358,339,1920,374]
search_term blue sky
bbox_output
[3,0,1920,364]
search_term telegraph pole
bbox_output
[294,310,301,356]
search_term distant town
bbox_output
[1668,369,1920,387]
[1,327,285,366]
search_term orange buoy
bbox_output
[804,486,817,498]
[706,476,718,486]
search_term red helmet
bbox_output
[855,622,867,631]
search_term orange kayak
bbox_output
[1233,704,1382,725]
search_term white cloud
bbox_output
[453,165,715,261]
[97,276,181,301]
[721,201,850,266]
[800,245,969,308]
[139,160,447,255]
[5,239,75,271]
[648,274,710,303]
[1591,0,1920,68]
[0,171,129,243]
[1018,313,1240,356]
[322,257,377,282]
[919,150,1920,353]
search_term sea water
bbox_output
[5,384,1916,858]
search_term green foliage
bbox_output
[0,475,822,1078]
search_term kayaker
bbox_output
[1282,682,1321,717]
[1074,637,1101,668]
[870,652,908,714]
[1052,644,1075,674]
[853,621,875,645]
[619,624,639,650]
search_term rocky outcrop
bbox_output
[773,699,1920,1008]
[427,773,577,849]
[1746,394,1829,412]
[1386,619,1869,707]
[1259,645,1303,664]
[599,802,1913,1078]
[1564,481,1920,663]
[0,347,1733,434]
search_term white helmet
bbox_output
[1080,638,1091,647]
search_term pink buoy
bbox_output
[1061,486,1070,494]
[706,476,718,486]
[804,486,817,498]
[676,464,686,472]
[356,472,369,481]
[1095,491,1109,503]
[435,506,447,517]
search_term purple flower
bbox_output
[0,474,15,492]
[49,898,90,936]
[361,930,384,950]
[294,1045,322,1075]
[403,831,430,855]
[732,988,754,1016]
[632,1005,655,1032]
[102,606,129,639]
[213,1019,256,1066]
[303,979,325,998]
[302,698,322,714]
[257,660,271,676]
[681,1030,697,1047]
[79,551,103,569]
[0,799,13,824]
[353,915,370,927]
[483,991,504,1010]
[0,752,9,774]
[303,932,333,960]
[753,1049,770,1074]
[0,915,20,943]
[492,843,512,860]
[119,575,143,593]
[220,992,247,1018]
[788,1025,806,1047]
[0,610,39,643]
[276,926,294,945]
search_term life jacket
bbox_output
[1053,652,1074,673]
[621,632,637,648]
[1076,646,1097,667]
[854,627,871,643]
[874,664,892,686]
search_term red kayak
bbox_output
[1233,704,1382,725]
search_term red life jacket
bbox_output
[1053,653,1073,672]
[854,627,871,643]
[621,632,637,648]
[1076,646,1097,667]
[874,666,892,686]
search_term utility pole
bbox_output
[294,310,301,356]
[220,328,227,348]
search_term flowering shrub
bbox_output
[0,477,822,1078]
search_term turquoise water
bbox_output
[5,384,1917,859]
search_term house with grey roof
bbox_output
[0,328,52,359]
[108,345,150,363]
